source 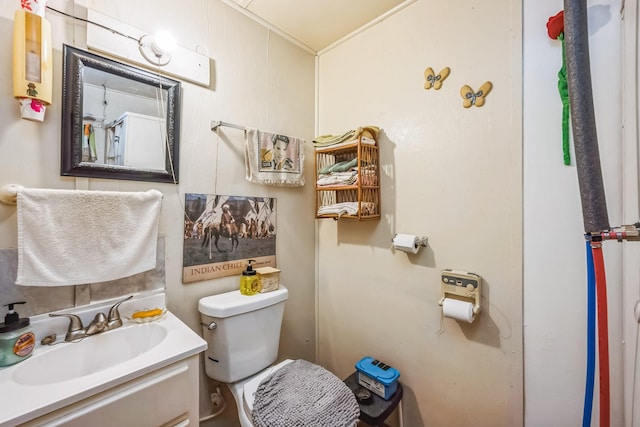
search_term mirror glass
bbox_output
[61,45,181,183]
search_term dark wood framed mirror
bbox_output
[61,44,181,183]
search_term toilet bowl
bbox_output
[198,287,291,425]
[198,287,359,426]
[227,359,295,427]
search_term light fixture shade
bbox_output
[151,31,176,56]
[138,31,176,66]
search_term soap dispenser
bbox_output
[0,301,35,367]
[240,259,261,296]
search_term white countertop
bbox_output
[0,293,207,426]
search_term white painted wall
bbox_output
[622,5,640,426]
[523,1,626,426]
[317,1,522,426]
[317,0,634,426]
[0,1,316,425]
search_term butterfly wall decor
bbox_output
[460,82,492,108]
[424,67,450,90]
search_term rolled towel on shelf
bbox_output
[317,201,375,218]
[16,188,163,286]
[312,126,379,148]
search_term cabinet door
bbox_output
[22,358,198,427]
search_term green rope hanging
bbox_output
[558,33,571,166]
[547,11,571,166]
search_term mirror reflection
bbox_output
[61,45,181,183]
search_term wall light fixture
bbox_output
[138,31,176,66]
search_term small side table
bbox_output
[343,372,403,427]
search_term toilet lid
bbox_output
[250,359,360,427]
[243,359,294,412]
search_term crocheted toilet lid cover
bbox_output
[251,359,360,427]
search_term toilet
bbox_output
[198,286,359,427]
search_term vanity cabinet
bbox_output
[19,355,199,427]
[315,136,380,220]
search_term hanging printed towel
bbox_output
[245,129,305,187]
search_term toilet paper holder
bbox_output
[391,234,428,253]
[438,269,482,315]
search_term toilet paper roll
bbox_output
[393,234,420,254]
[442,298,475,323]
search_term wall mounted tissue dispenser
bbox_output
[438,270,481,323]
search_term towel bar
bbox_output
[0,184,23,205]
[210,120,246,132]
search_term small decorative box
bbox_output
[355,356,400,400]
[256,267,281,293]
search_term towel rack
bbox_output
[0,184,23,205]
[210,120,246,132]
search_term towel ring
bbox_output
[0,184,23,205]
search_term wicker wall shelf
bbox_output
[314,137,380,220]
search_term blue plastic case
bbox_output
[355,356,400,400]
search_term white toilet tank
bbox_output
[199,286,288,383]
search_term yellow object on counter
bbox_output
[132,308,164,319]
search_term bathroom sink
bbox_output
[12,322,168,386]
[0,294,207,427]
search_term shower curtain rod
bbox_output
[210,120,246,132]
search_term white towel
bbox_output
[317,201,375,218]
[16,188,163,286]
[245,128,305,187]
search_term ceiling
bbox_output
[227,0,409,52]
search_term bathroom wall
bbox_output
[316,1,523,426]
[316,1,632,427]
[0,0,316,424]
[523,1,627,426]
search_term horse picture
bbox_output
[182,193,277,282]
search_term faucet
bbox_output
[48,313,86,342]
[48,295,133,343]
[106,295,132,330]
[85,312,108,335]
